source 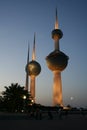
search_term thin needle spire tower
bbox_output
[25,43,29,91]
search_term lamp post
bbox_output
[23,95,26,112]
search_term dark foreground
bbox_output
[0,112,87,130]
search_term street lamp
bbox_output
[23,95,26,112]
[23,95,26,100]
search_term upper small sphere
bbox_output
[52,29,63,39]
[26,60,41,76]
[46,50,69,72]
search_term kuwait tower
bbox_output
[25,33,41,103]
[46,9,69,107]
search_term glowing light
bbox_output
[31,99,34,103]
[70,96,74,100]
[23,95,26,99]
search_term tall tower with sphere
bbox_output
[46,9,69,107]
[25,33,41,103]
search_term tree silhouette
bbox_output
[1,83,31,112]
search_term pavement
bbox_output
[0,112,87,130]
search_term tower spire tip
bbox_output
[55,8,59,29]
[32,32,36,60]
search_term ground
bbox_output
[0,112,87,130]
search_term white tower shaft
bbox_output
[53,71,63,106]
[30,75,35,103]
[54,38,60,51]
[25,44,29,91]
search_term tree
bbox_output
[1,83,31,112]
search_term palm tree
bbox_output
[2,83,31,112]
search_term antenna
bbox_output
[55,8,59,29]
[32,32,36,60]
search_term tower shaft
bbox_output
[54,38,60,51]
[25,44,29,91]
[25,73,29,91]
[30,75,35,103]
[53,71,63,106]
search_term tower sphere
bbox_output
[26,60,41,76]
[46,50,69,72]
[52,29,63,39]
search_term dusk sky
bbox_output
[0,0,87,107]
